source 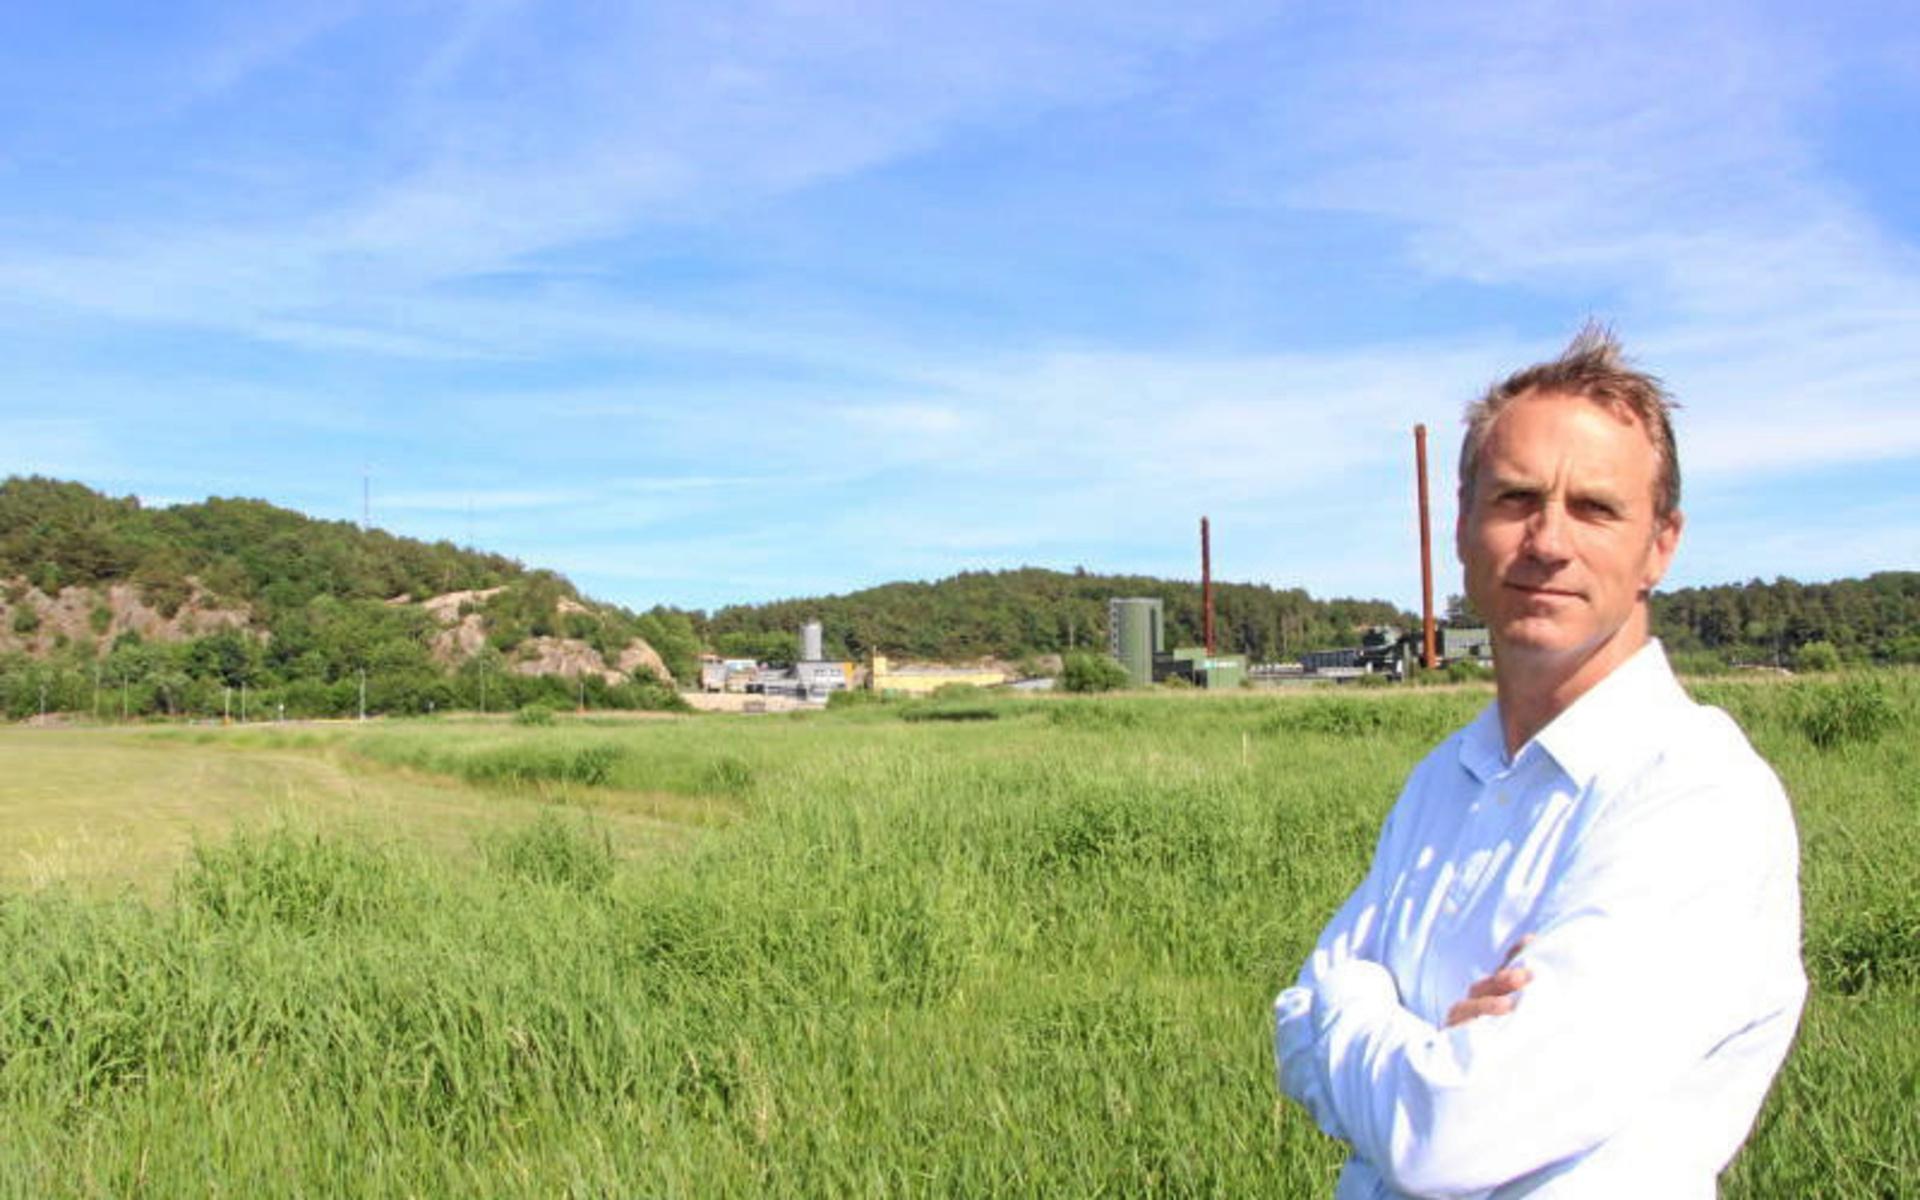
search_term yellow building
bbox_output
[868,653,1008,695]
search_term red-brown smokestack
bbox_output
[1415,425,1437,671]
[1201,516,1215,656]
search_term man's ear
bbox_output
[1642,509,1684,595]
[1454,486,1470,565]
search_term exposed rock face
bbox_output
[428,614,490,665]
[0,578,255,656]
[0,577,677,688]
[420,587,507,624]
[510,637,624,684]
[413,589,674,686]
[616,639,672,684]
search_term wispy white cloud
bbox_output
[1243,2,1920,486]
[1,1,1913,613]
[0,1,1272,362]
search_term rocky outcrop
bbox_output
[616,638,672,684]
[0,577,255,656]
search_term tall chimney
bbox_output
[1201,516,1215,656]
[1414,425,1437,671]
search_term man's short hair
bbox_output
[1459,323,1682,520]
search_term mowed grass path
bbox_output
[0,724,719,895]
[0,678,1914,1196]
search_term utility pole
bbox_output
[92,662,101,721]
[224,686,231,725]
[240,679,248,723]
[358,668,368,721]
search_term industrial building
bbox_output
[698,656,760,693]
[749,620,853,703]
[1441,626,1495,668]
[1160,646,1248,689]
[1107,594,1247,689]
[868,654,1009,695]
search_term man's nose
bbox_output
[1524,501,1573,563]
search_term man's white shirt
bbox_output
[1274,641,1805,1198]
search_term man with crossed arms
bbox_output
[1274,328,1806,1198]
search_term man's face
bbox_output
[1457,390,1681,668]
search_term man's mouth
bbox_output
[1505,582,1581,599]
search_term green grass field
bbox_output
[0,677,1913,1196]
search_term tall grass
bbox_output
[1,677,1913,1196]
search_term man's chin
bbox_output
[1490,619,1583,658]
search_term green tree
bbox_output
[1060,652,1130,693]
[1794,640,1841,673]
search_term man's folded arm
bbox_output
[1274,799,1412,1143]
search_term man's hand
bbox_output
[1446,938,1534,1028]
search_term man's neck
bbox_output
[1494,618,1652,759]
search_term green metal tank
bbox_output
[1107,597,1164,687]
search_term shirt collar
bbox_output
[1457,640,1687,786]
[1533,640,1687,786]
[1457,702,1508,784]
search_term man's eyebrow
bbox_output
[1483,473,1543,494]
[1568,483,1629,510]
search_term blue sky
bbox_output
[3,1,1916,614]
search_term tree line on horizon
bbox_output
[1,476,1913,720]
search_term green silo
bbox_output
[1107,597,1164,687]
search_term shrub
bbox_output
[1809,900,1920,995]
[515,702,557,726]
[179,828,395,930]
[481,812,614,892]
[1792,677,1898,750]
[826,688,884,709]
[1060,652,1129,693]
[1669,650,1732,677]
[700,756,755,796]
[463,742,626,787]
[11,607,38,635]
[899,703,998,723]
[1444,659,1492,684]
[135,573,192,619]
[1793,640,1841,673]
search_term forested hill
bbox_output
[2,475,524,606]
[0,476,698,718]
[1653,572,1920,667]
[699,567,1415,664]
